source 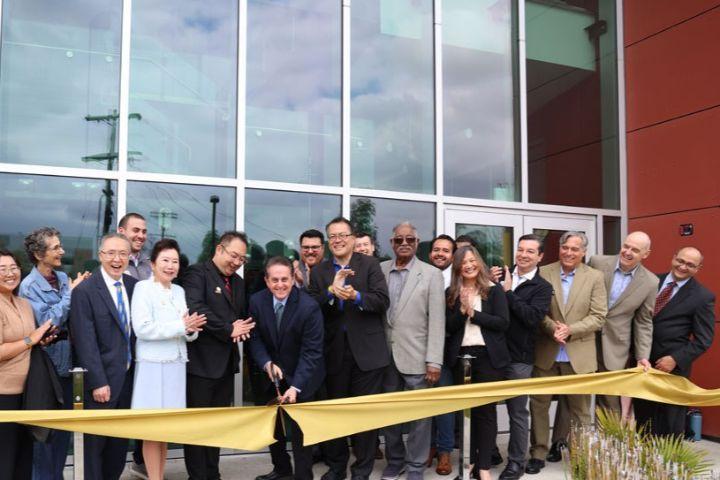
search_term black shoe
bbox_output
[525,459,545,475]
[321,470,347,480]
[255,471,293,480]
[491,448,504,466]
[499,461,524,480]
[545,440,567,463]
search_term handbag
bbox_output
[22,346,64,442]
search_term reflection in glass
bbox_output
[603,216,621,255]
[0,0,122,169]
[350,196,435,261]
[0,174,116,274]
[128,0,238,177]
[246,1,340,186]
[351,1,435,193]
[443,0,518,200]
[455,224,513,268]
[526,0,619,208]
[127,182,235,264]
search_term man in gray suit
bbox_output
[588,231,657,412]
[380,222,445,480]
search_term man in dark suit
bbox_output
[308,216,390,480]
[490,234,553,480]
[634,246,715,436]
[70,233,138,480]
[181,231,255,480]
[248,256,325,480]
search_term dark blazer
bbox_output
[445,284,510,370]
[650,274,715,377]
[308,252,390,375]
[69,269,137,403]
[247,287,325,401]
[503,268,553,365]
[182,261,247,379]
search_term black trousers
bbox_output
[84,370,134,480]
[323,345,384,479]
[184,372,234,480]
[0,393,33,480]
[634,398,686,437]
[462,346,504,472]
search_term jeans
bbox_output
[435,365,456,453]
[33,376,73,480]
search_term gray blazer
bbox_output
[588,255,657,370]
[380,258,446,375]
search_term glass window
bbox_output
[443,0,519,200]
[455,224,514,268]
[126,182,236,265]
[351,1,435,194]
[0,174,116,274]
[603,216,621,255]
[128,0,238,178]
[246,1,341,186]
[0,0,122,169]
[350,196,435,261]
[526,0,619,209]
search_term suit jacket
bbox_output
[536,261,607,374]
[247,287,325,401]
[650,274,715,377]
[181,261,247,379]
[504,267,553,365]
[308,252,390,375]
[445,284,510,370]
[380,257,446,375]
[588,255,658,370]
[69,269,137,403]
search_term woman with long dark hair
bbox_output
[445,246,510,480]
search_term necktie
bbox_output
[274,302,284,334]
[653,281,676,316]
[114,281,132,369]
[223,276,231,293]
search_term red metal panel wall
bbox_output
[625,2,720,436]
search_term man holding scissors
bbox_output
[248,256,325,480]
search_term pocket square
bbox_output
[215,286,222,294]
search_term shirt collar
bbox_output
[560,267,576,279]
[614,260,638,277]
[391,256,416,272]
[273,295,288,308]
[664,273,690,290]
[100,266,123,289]
[512,266,537,281]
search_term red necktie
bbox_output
[653,281,676,316]
[223,276,231,294]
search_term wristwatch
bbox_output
[23,336,33,349]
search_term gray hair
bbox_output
[24,227,61,265]
[559,231,588,250]
[99,232,131,252]
[391,221,418,240]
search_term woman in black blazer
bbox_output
[445,246,510,480]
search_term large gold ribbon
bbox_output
[1,368,718,450]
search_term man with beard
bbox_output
[294,229,325,289]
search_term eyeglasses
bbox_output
[100,250,130,259]
[328,233,352,241]
[674,257,700,270]
[221,244,247,264]
[0,266,20,275]
[392,236,418,246]
[301,245,323,251]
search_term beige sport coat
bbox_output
[588,255,658,370]
[381,258,446,375]
[535,261,607,374]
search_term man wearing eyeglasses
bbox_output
[181,230,256,480]
[294,229,325,289]
[69,233,138,480]
[309,216,390,480]
[634,246,715,437]
[379,222,445,480]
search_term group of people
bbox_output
[0,212,715,480]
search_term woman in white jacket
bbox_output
[130,238,206,480]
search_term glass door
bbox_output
[523,215,597,266]
[444,209,522,269]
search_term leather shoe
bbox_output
[255,471,293,480]
[499,461,524,479]
[545,440,566,463]
[491,448,504,466]
[436,452,452,475]
[525,459,545,475]
[425,446,437,467]
[321,470,347,480]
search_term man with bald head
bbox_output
[634,247,715,436]
[587,231,658,413]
